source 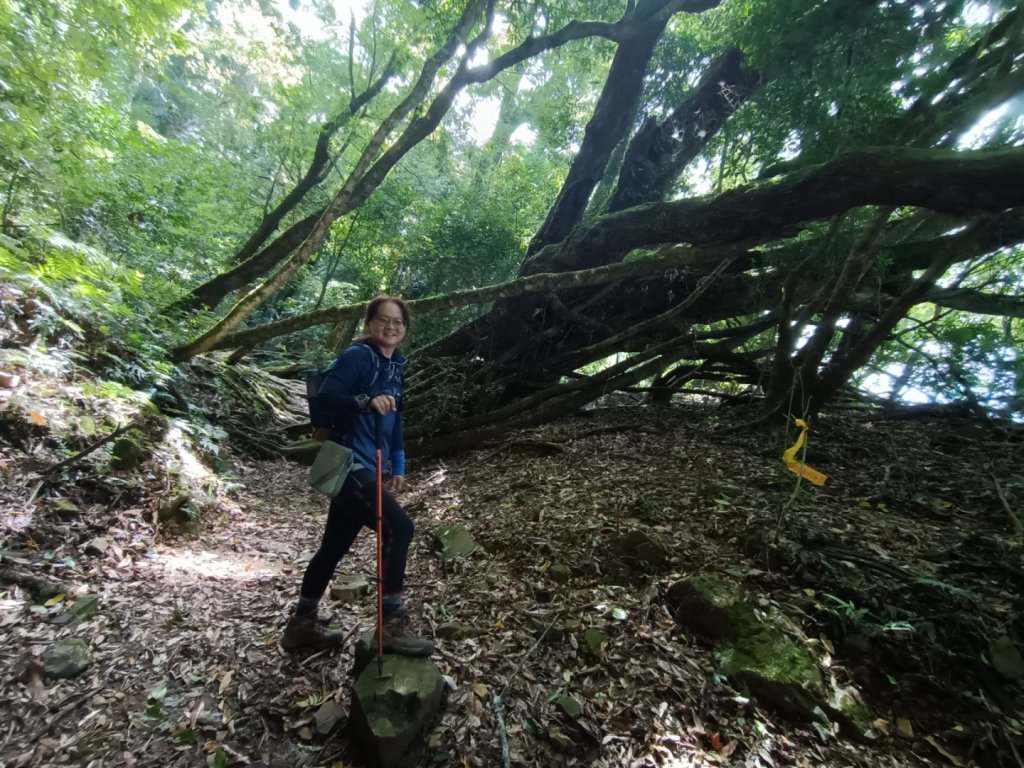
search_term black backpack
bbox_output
[303,365,335,431]
[303,346,380,432]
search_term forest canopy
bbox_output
[2,0,1022,446]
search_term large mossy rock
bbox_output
[330,574,371,603]
[350,655,445,768]
[830,684,873,735]
[990,634,1024,680]
[110,432,150,469]
[615,528,669,575]
[668,576,826,721]
[717,610,823,719]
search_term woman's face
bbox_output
[366,300,407,354]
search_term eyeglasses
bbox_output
[373,316,406,328]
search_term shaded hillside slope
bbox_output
[1,397,1022,767]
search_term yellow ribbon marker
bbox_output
[782,418,827,486]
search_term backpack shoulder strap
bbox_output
[362,343,380,389]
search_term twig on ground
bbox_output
[29,683,106,748]
[39,419,140,477]
[490,691,512,768]
[813,544,919,580]
[0,719,16,754]
[498,614,561,700]
[990,472,1022,536]
[577,423,658,438]
[487,614,562,767]
[484,438,566,458]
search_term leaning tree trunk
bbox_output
[169,55,398,315]
[180,7,1022,452]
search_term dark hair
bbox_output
[364,295,410,329]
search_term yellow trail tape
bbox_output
[782,418,827,486]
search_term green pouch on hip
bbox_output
[309,440,354,497]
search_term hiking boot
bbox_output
[281,613,345,652]
[380,608,434,657]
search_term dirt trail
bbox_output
[2,405,1021,767]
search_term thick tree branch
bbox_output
[171,55,399,313]
[172,211,323,313]
[524,0,691,260]
[171,0,491,360]
[812,249,964,411]
[792,207,895,376]
[182,147,1024,356]
[546,146,1024,273]
[924,287,1024,318]
[199,243,742,352]
[610,46,762,210]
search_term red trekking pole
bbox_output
[374,413,385,679]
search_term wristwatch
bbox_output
[355,393,370,410]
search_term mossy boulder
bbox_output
[548,563,572,582]
[666,575,741,642]
[110,432,150,469]
[717,607,823,720]
[42,637,92,679]
[829,684,872,735]
[53,594,99,626]
[330,574,370,602]
[668,575,825,721]
[990,634,1024,680]
[616,528,669,574]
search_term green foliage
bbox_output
[860,246,1024,419]
[818,593,916,635]
[0,0,197,210]
[0,228,177,386]
[658,0,1016,190]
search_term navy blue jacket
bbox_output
[316,340,406,476]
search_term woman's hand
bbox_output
[369,394,397,414]
[389,475,405,493]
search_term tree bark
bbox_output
[194,242,742,352]
[545,147,1024,275]
[924,287,1024,318]
[524,0,684,262]
[173,211,322,314]
[809,249,964,415]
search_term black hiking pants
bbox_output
[300,467,413,601]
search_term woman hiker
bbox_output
[281,295,434,657]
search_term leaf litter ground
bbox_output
[1,404,1022,767]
